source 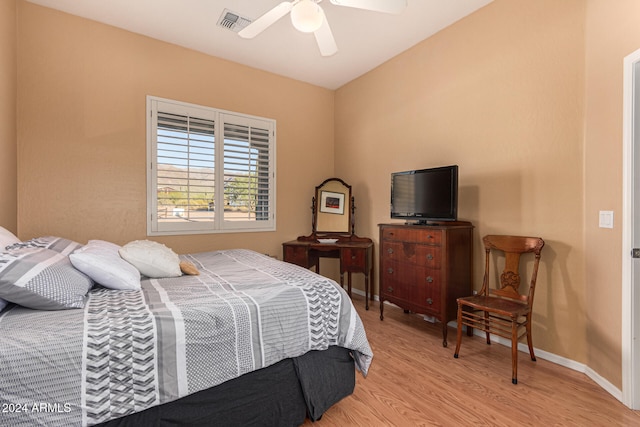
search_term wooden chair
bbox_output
[453,235,545,384]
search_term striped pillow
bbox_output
[0,245,94,310]
[5,236,81,254]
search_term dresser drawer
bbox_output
[380,277,410,301]
[382,242,440,269]
[381,227,442,245]
[412,267,442,315]
[380,261,441,313]
[283,245,307,267]
[380,259,411,299]
[341,247,367,272]
[381,258,413,282]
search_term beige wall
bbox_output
[334,0,640,390]
[16,1,334,257]
[0,0,17,233]
[584,0,640,391]
[8,0,640,392]
[336,0,588,372]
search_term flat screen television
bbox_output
[390,165,458,224]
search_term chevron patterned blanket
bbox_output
[0,249,373,426]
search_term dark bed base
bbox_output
[97,346,355,427]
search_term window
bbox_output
[147,96,276,235]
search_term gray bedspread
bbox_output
[0,249,373,426]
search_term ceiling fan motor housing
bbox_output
[291,0,324,33]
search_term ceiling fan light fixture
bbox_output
[290,0,324,33]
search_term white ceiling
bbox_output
[26,0,493,90]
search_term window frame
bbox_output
[146,96,276,236]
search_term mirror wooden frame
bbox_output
[297,177,358,242]
[313,177,353,236]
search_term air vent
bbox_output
[217,9,252,33]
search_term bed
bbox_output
[0,239,373,427]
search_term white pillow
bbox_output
[0,226,20,249]
[119,240,182,278]
[88,239,122,251]
[70,240,141,290]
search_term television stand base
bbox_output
[405,220,473,227]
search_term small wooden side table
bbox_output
[282,239,374,310]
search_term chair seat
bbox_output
[458,295,530,317]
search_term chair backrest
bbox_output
[481,235,545,305]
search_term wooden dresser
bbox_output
[378,222,474,347]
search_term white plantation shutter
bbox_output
[147,97,275,235]
[156,111,216,226]
[221,115,272,227]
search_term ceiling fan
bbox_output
[238,0,407,57]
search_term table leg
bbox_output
[370,246,375,303]
[364,273,369,310]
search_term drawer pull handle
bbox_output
[426,254,433,260]
[427,235,433,239]
[387,268,394,274]
[387,248,394,254]
[426,276,434,283]
[387,286,394,293]
[426,298,433,305]
[351,255,356,260]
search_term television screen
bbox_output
[391,165,458,223]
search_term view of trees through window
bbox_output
[155,113,268,224]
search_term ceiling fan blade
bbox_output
[314,8,337,57]
[238,2,294,39]
[329,0,407,14]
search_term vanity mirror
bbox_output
[312,177,354,237]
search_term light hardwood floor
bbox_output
[304,295,640,426]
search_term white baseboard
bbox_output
[350,287,376,300]
[350,292,623,402]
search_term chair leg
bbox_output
[442,322,448,348]
[454,303,463,358]
[511,318,518,385]
[526,315,536,362]
[484,311,491,345]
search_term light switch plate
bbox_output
[599,210,614,228]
